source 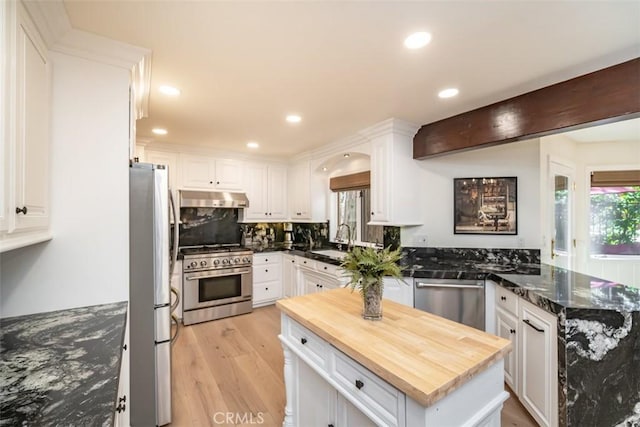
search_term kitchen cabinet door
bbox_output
[114,307,130,427]
[243,163,287,221]
[366,120,421,226]
[214,158,243,190]
[1,0,52,252]
[383,277,413,307]
[336,394,377,427]
[267,165,287,220]
[181,155,244,191]
[495,306,518,391]
[519,298,558,427]
[181,155,215,189]
[289,161,311,220]
[282,254,297,298]
[296,354,336,427]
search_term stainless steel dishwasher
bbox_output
[414,278,485,330]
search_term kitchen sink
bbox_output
[310,249,348,260]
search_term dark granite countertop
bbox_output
[491,264,640,314]
[1,301,128,426]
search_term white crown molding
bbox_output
[22,0,151,118]
[139,141,288,165]
[358,117,421,140]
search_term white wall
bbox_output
[0,52,131,317]
[402,139,541,249]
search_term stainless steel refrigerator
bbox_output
[130,162,176,426]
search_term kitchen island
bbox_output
[0,302,128,426]
[276,288,512,426]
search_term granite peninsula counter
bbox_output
[0,302,128,426]
[277,288,512,426]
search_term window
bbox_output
[336,189,383,245]
[590,170,640,256]
[330,171,383,246]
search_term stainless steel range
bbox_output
[181,244,253,325]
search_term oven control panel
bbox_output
[183,252,252,272]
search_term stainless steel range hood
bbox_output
[179,190,250,208]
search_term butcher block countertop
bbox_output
[276,288,511,407]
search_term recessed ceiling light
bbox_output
[247,141,259,149]
[438,88,459,98]
[159,85,180,96]
[404,32,432,49]
[343,153,350,158]
[152,128,168,135]
[286,114,302,123]
[322,167,328,172]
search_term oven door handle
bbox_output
[185,268,252,281]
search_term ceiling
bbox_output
[63,1,640,158]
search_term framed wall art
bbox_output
[453,177,517,235]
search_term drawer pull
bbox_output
[116,403,126,413]
[15,206,28,215]
[265,269,269,272]
[355,379,364,390]
[118,396,127,404]
[510,328,516,334]
[523,319,544,333]
[323,266,327,270]
[301,337,307,345]
[265,259,269,262]
[265,287,269,291]
[500,296,507,301]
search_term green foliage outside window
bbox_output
[590,187,640,255]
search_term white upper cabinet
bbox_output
[1,0,52,252]
[243,163,287,221]
[288,159,327,222]
[289,161,311,220]
[180,154,243,191]
[366,119,421,225]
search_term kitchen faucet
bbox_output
[336,223,353,251]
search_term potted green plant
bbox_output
[340,246,404,320]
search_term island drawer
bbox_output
[330,349,405,427]
[283,316,329,369]
[496,285,518,315]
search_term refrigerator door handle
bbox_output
[169,189,179,279]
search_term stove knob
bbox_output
[200,261,207,267]
[234,257,240,264]
[213,259,220,266]
[190,261,197,268]
[242,257,250,263]
[222,259,230,265]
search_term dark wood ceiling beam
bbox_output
[413,58,640,159]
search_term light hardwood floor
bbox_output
[170,305,539,427]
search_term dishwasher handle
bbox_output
[415,281,484,289]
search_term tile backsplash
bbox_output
[179,208,242,246]
[240,222,330,247]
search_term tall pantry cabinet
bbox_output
[1,0,51,253]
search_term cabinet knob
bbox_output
[15,206,28,215]
[269,212,272,216]
[209,181,213,184]
[355,379,364,390]
[371,212,374,216]
[265,269,269,273]
[301,337,307,345]
[510,329,516,334]
[500,296,507,301]
[265,212,268,216]
[216,181,220,184]
[328,425,334,427]
[323,266,327,270]
[122,344,127,351]
[265,287,269,291]
[118,396,127,404]
[116,403,126,413]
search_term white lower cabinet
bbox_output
[382,277,413,307]
[495,286,558,427]
[298,259,346,295]
[252,253,282,307]
[519,298,558,427]
[297,360,336,427]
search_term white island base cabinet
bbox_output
[279,313,508,427]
